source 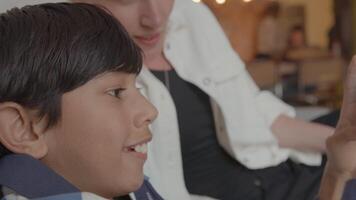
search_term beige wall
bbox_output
[280,0,334,48]
[205,0,334,61]
[205,0,270,62]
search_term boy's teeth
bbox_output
[134,143,147,154]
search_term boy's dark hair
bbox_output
[0,3,143,157]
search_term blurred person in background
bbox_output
[256,1,284,60]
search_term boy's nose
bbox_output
[134,97,158,128]
[145,101,158,125]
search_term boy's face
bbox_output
[81,0,174,62]
[41,72,157,198]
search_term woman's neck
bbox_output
[144,53,172,71]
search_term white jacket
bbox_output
[138,1,322,199]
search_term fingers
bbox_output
[333,123,356,142]
[339,56,356,123]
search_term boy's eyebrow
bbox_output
[93,68,121,79]
[90,71,132,85]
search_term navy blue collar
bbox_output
[0,154,79,198]
[342,179,356,200]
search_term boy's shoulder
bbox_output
[0,154,106,200]
[0,186,106,200]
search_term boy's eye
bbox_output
[108,88,126,98]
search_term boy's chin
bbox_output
[113,172,145,196]
[99,176,145,199]
[127,173,145,191]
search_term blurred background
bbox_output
[196,0,354,119]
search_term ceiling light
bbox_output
[216,0,226,4]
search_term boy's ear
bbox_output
[0,102,48,159]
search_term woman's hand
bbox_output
[319,56,356,200]
[326,56,356,179]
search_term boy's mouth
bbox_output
[124,142,149,160]
[127,143,148,154]
[124,137,151,160]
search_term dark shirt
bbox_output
[152,70,244,196]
